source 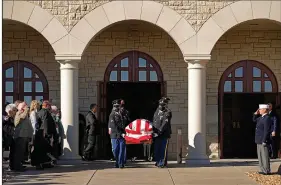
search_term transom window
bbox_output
[3,61,49,106]
[105,51,163,82]
[221,60,277,93]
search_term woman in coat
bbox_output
[13,102,33,171]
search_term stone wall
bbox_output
[25,0,236,31]
[80,22,187,158]
[2,21,60,103]
[206,29,281,158]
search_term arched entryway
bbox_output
[219,60,279,159]
[2,61,49,106]
[97,50,166,158]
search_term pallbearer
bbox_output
[152,97,172,168]
[253,104,272,175]
[108,99,126,168]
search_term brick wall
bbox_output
[4,20,281,160]
[80,22,187,158]
[2,22,60,104]
[206,29,281,158]
[2,20,187,159]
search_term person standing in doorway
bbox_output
[82,104,98,161]
[253,104,272,175]
[120,99,130,164]
[108,99,126,168]
[268,102,280,159]
[152,97,172,168]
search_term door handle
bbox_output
[232,122,236,128]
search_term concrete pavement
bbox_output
[3,160,281,185]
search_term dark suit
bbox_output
[83,111,98,159]
[268,111,280,158]
[253,114,272,173]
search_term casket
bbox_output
[125,119,153,144]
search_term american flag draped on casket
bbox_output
[125,119,153,144]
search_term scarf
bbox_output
[14,108,29,127]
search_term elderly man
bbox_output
[253,104,272,175]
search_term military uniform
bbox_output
[120,105,130,164]
[253,104,272,175]
[108,100,126,168]
[153,97,172,168]
[268,110,280,159]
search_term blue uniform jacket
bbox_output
[253,114,272,144]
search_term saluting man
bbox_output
[108,99,126,169]
[152,97,172,168]
[253,104,272,175]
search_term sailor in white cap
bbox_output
[253,104,272,175]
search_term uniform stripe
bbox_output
[163,139,169,162]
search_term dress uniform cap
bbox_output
[159,97,170,104]
[112,99,121,106]
[259,104,269,109]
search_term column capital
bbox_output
[56,55,81,70]
[184,54,210,69]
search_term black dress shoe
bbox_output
[258,172,264,174]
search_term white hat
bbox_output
[259,104,269,109]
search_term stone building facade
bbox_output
[3,0,281,163]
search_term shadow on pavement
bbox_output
[4,159,281,185]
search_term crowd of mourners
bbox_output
[3,100,64,172]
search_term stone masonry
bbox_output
[2,23,60,103]
[25,0,237,31]
[206,29,281,158]
[3,0,281,159]
[81,22,188,158]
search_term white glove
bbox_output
[122,134,125,138]
[153,133,158,137]
[262,142,267,146]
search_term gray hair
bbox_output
[5,104,16,114]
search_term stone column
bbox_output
[57,56,81,159]
[185,56,210,165]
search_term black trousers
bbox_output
[13,137,29,170]
[270,136,280,158]
[9,139,15,169]
[83,135,96,159]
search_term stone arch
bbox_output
[3,0,68,55]
[66,1,196,56]
[180,0,281,56]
